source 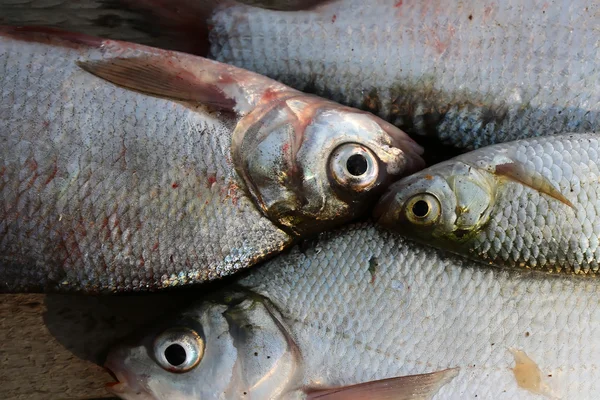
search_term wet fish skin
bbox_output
[0,27,423,293]
[105,223,600,399]
[208,0,600,149]
[0,0,206,53]
[376,133,600,274]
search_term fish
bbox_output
[104,223,600,399]
[0,26,424,293]
[0,0,329,55]
[375,133,600,274]
[205,0,600,150]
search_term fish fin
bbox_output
[494,162,574,208]
[0,26,105,48]
[77,57,241,111]
[234,0,337,11]
[304,368,459,400]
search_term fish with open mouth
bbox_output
[0,26,424,292]
[104,223,600,399]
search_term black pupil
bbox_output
[346,154,368,176]
[412,200,430,218]
[165,344,187,367]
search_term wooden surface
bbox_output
[0,291,201,399]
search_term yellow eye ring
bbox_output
[404,193,441,225]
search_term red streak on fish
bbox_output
[394,1,403,7]
[207,174,217,188]
[45,161,58,185]
[331,14,337,23]
[171,182,179,189]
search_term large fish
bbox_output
[205,0,600,150]
[104,223,600,399]
[0,27,424,292]
[376,133,600,275]
[8,1,595,152]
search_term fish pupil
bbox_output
[412,200,430,218]
[165,343,187,366]
[346,154,368,176]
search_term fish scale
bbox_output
[209,0,600,149]
[105,224,600,399]
[1,27,423,292]
[0,33,289,291]
[378,133,600,274]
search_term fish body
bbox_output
[106,223,600,399]
[208,0,600,149]
[0,27,423,292]
[376,133,600,274]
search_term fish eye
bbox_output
[329,143,379,191]
[153,327,204,373]
[404,193,441,225]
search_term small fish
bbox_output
[105,224,600,399]
[375,133,600,274]
[206,0,600,150]
[0,26,424,293]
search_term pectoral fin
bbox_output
[304,368,459,400]
[77,57,238,111]
[77,44,294,115]
[494,162,574,208]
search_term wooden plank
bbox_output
[0,292,200,400]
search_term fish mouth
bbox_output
[104,351,155,400]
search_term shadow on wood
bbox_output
[0,291,202,400]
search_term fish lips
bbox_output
[105,347,156,400]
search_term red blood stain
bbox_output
[227,183,240,205]
[331,14,337,23]
[394,0,403,7]
[28,159,38,171]
[152,242,159,251]
[139,255,145,267]
[260,88,280,103]
[45,162,58,185]
[282,143,290,153]
[42,120,50,128]
[172,182,179,189]
[207,175,217,188]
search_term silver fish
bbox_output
[376,133,600,274]
[105,224,600,399]
[207,0,600,149]
[0,27,423,292]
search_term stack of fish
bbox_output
[2,0,600,399]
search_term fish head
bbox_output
[375,160,496,245]
[105,293,301,399]
[234,94,425,236]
